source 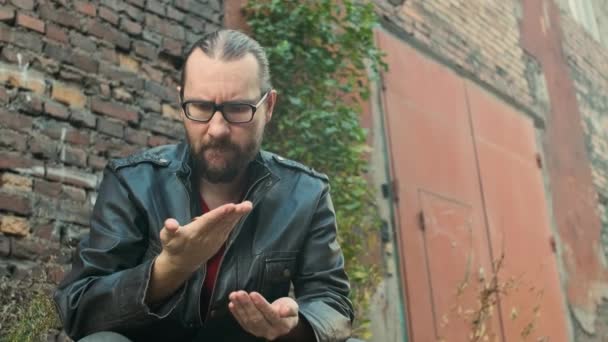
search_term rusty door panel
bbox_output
[377,29,501,341]
[377,27,569,341]
[419,190,476,339]
[467,81,570,341]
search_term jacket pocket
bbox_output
[260,252,297,302]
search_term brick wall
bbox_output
[374,0,547,119]
[0,0,221,339]
[561,11,608,340]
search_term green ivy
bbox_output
[244,0,387,338]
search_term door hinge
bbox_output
[536,153,543,169]
[381,179,399,202]
[418,211,426,231]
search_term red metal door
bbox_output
[377,29,569,341]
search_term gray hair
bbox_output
[180,29,272,97]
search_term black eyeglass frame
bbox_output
[179,90,270,124]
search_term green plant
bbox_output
[0,272,59,342]
[244,0,386,338]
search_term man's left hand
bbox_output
[228,291,299,341]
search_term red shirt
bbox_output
[200,198,225,321]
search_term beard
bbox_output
[189,133,262,184]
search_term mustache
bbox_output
[201,137,239,152]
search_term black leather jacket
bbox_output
[54,142,354,342]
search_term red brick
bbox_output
[61,184,86,202]
[148,135,170,147]
[38,4,80,29]
[146,0,165,16]
[0,109,33,132]
[0,66,46,94]
[18,94,44,115]
[133,40,156,60]
[12,236,59,260]
[0,151,43,172]
[166,6,184,22]
[0,128,27,151]
[0,215,29,237]
[41,125,90,146]
[0,192,31,215]
[98,6,118,26]
[91,98,139,123]
[34,221,59,242]
[0,7,15,22]
[120,17,142,36]
[70,110,97,128]
[10,0,33,11]
[88,155,107,170]
[71,51,99,73]
[74,0,96,17]
[0,234,9,256]
[161,38,183,58]
[125,127,148,145]
[66,130,90,146]
[97,117,125,138]
[86,19,130,50]
[34,178,62,197]
[1,172,32,191]
[29,135,58,160]
[44,101,70,120]
[52,81,87,108]
[15,13,44,33]
[45,23,68,43]
[61,145,88,167]
[145,13,185,40]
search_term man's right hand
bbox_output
[146,201,252,305]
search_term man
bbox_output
[54,29,354,342]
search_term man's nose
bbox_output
[207,110,230,138]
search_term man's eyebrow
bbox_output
[185,97,258,104]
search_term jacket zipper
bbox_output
[202,173,273,324]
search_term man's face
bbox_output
[181,49,275,183]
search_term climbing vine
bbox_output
[244,0,386,337]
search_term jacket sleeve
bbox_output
[295,184,355,342]
[53,167,186,340]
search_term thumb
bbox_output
[164,218,180,233]
[279,303,298,318]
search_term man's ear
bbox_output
[265,89,277,123]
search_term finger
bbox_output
[233,291,271,335]
[185,204,236,230]
[279,304,298,318]
[228,301,248,329]
[229,291,251,324]
[164,218,180,232]
[250,292,281,323]
[235,201,253,214]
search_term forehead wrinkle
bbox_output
[183,52,261,101]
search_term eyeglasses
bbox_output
[180,91,270,124]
